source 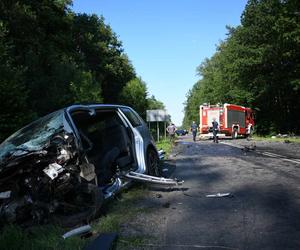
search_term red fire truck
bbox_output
[199,103,255,138]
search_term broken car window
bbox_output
[0,110,65,161]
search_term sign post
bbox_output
[157,121,159,141]
[146,110,170,142]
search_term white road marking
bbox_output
[259,151,300,164]
[221,141,300,165]
[260,152,281,157]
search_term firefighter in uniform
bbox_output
[212,118,219,143]
[190,121,198,142]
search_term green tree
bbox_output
[70,71,103,103]
[0,22,34,141]
[0,0,164,141]
[147,95,165,110]
[72,14,135,103]
[183,0,300,134]
[237,0,300,133]
[120,78,148,117]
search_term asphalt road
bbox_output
[131,136,300,250]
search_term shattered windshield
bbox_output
[0,110,65,162]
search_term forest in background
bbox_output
[0,0,164,142]
[183,0,300,134]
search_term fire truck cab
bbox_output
[199,103,255,139]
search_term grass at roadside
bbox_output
[156,139,173,158]
[252,135,300,144]
[0,224,85,250]
[93,185,148,232]
[0,184,150,250]
[93,184,151,249]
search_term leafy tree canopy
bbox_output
[0,0,164,141]
[183,0,300,134]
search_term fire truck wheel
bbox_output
[232,129,238,139]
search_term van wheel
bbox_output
[232,129,238,139]
[147,149,161,177]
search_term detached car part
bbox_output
[125,172,183,185]
[62,225,92,239]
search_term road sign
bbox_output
[146,110,170,142]
[146,110,169,122]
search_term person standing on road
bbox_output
[190,121,198,142]
[212,118,219,143]
[166,123,176,141]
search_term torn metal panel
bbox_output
[62,225,92,239]
[43,163,64,180]
[158,149,165,160]
[0,191,11,199]
[125,171,183,185]
[80,163,96,182]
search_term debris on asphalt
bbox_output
[62,225,92,239]
[170,151,183,158]
[276,133,288,138]
[155,193,163,198]
[84,233,118,250]
[206,193,232,198]
[241,142,256,152]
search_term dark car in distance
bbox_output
[175,129,188,136]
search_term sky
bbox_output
[72,0,248,126]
